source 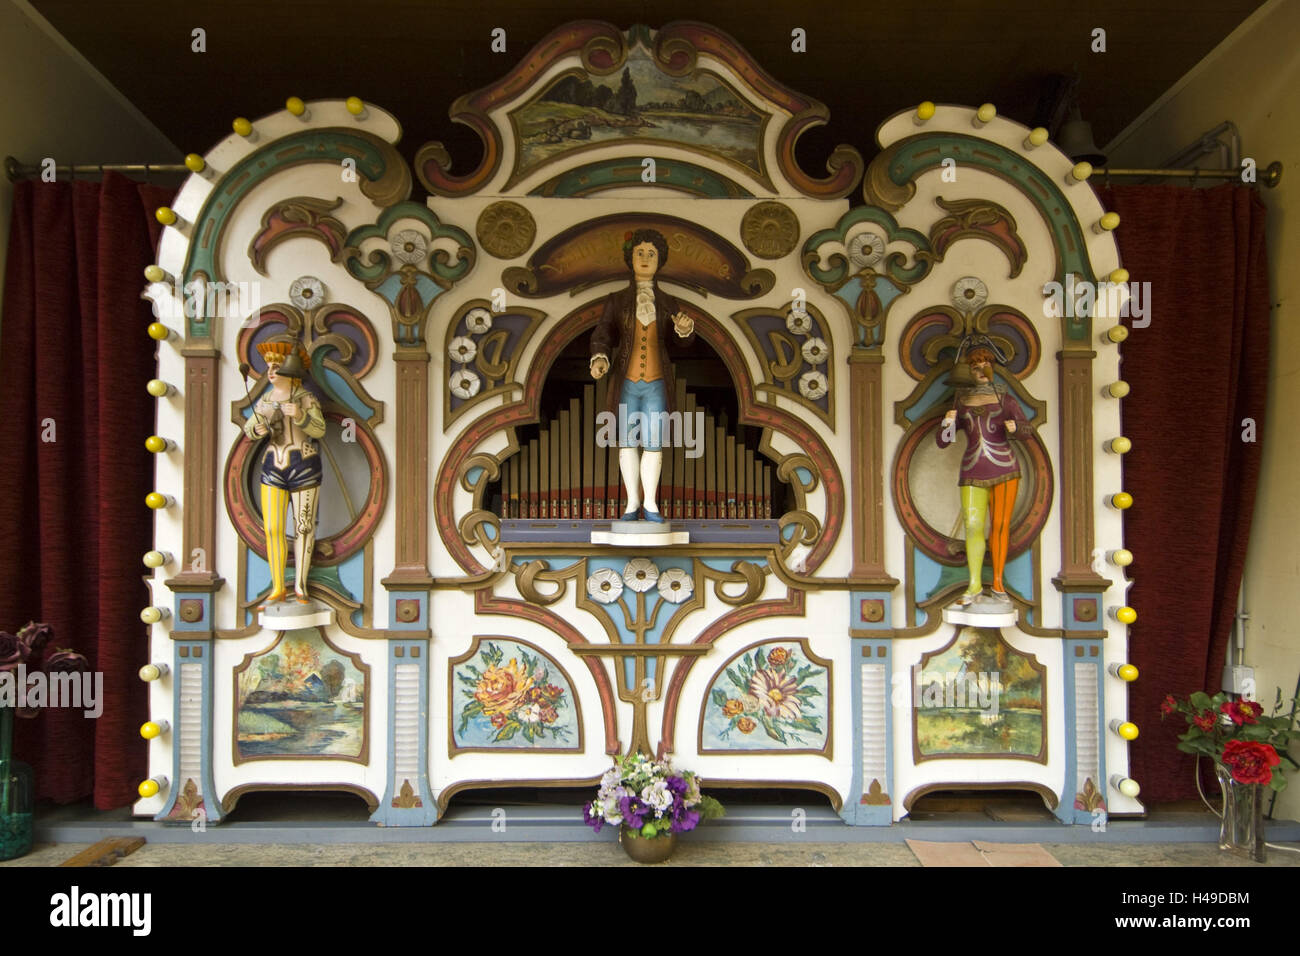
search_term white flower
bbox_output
[799,370,828,400]
[519,703,542,724]
[448,336,478,364]
[464,307,493,334]
[657,567,694,604]
[587,568,624,604]
[623,558,660,592]
[846,231,885,270]
[289,275,325,311]
[801,337,829,366]
[642,780,673,812]
[952,276,988,312]
[449,368,481,399]
[786,308,813,336]
[391,229,427,265]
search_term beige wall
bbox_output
[1107,0,1300,816]
[0,0,177,320]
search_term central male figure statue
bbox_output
[590,228,695,522]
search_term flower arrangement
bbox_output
[457,642,569,744]
[713,644,823,744]
[584,753,724,839]
[1161,690,1298,789]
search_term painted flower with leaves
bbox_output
[456,642,569,744]
[711,644,824,745]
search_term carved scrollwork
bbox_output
[515,559,570,606]
[706,560,767,606]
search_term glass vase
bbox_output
[0,705,35,861]
[1216,764,1266,863]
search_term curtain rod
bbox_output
[5,155,1283,188]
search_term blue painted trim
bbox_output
[372,639,439,825]
[387,590,428,630]
[841,633,894,826]
[170,593,212,632]
[1063,592,1104,630]
[155,641,223,824]
[849,590,892,630]
[1059,640,1107,825]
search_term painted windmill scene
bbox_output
[512,44,765,179]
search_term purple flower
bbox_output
[619,795,648,829]
[666,775,688,796]
[0,631,27,672]
[43,649,89,673]
[583,801,604,833]
[670,808,701,833]
[16,622,53,658]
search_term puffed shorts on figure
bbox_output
[260,448,323,491]
[618,378,668,450]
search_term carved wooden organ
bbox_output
[140,21,1137,827]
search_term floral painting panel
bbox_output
[453,640,580,750]
[700,642,829,752]
[237,628,366,759]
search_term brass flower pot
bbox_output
[620,826,677,863]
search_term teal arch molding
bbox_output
[182,128,411,339]
[529,157,755,198]
[865,133,1097,342]
[341,202,476,347]
[801,205,933,348]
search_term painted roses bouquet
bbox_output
[583,753,724,839]
[1161,690,1298,789]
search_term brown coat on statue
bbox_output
[590,281,694,416]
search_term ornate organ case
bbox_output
[140,21,1136,826]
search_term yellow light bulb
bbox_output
[184,153,205,173]
[1099,212,1121,231]
[916,101,936,121]
[1109,492,1133,510]
[1106,380,1130,398]
[1070,162,1092,182]
[345,96,365,115]
[286,96,306,116]
[1109,268,1130,284]
[143,550,169,568]
[145,492,170,510]
[146,379,172,398]
[155,207,177,225]
[139,663,167,681]
[1114,606,1138,624]
[1115,777,1140,798]
[140,606,163,624]
[1115,663,1139,682]
[1026,127,1048,147]
[144,265,166,283]
[1117,721,1139,740]
[1108,437,1132,454]
[233,117,253,136]
[140,721,163,740]
[1105,325,1128,344]
[1109,548,1134,567]
[147,322,171,341]
[145,435,170,453]
[976,103,996,123]
[138,778,161,799]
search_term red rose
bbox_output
[1220,700,1260,726]
[1221,739,1281,785]
[1192,712,1217,732]
[1160,695,1178,716]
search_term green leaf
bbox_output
[1189,691,1213,711]
[754,650,766,671]
[760,714,785,743]
[494,720,521,742]
[711,689,728,708]
[726,668,747,691]
[797,686,822,699]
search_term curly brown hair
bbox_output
[623,228,669,271]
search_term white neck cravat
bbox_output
[635,280,656,327]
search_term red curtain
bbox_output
[1097,184,1270,803]
[0,171,174,808]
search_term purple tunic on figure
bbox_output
[936,388,1032,487]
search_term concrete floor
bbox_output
[7,838,1300,866]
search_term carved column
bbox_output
[166,344,224,594]
[847,349,898,586]
[1053,349,1110,591]
[382,348,434,589]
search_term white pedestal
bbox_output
[258,600,333,629]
